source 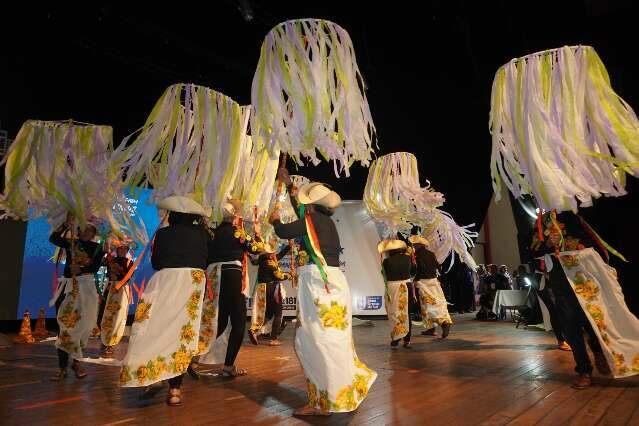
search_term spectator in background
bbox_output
[476,264,498,320]
[496,265,512,290]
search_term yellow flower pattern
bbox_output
[171,345,192,374]
[306,379,318,409]
[58,330,77,353]
[187,290,202,321]
[191,270,205,285]
[250,284,267,331]
[613,351,629,375]
[573,272,599,301]
[197,299,216,355]
[390,283,409,340]
[586,303,606,332]
[560,254,580,268]
[332,385,357,411]
[315,299,349,330]
[180,323,196,344]
[59,305,81,329]
[632,354,639,373]
[134,300,152,323]
[297,250,309,266]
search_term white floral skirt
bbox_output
[250,282,287,334]
[296,265,377,413]
[196,262,239,365]
[100,283,131,347]
[55,275,100,359]
[120,268,206,387]
[415,278,452,328]
[386,280,410,341]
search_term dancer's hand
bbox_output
[269,209,281,224]
[277,168,291,186]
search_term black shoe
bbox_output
[187,363,200,380]
[441,323,451,339]
[421,328,436,336]
[390,339,399,347]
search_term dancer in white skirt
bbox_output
[379,239,414,348]
[410,235,452,339]
[119,195,210,406]
[49,217,105,381]
[195,199,264,377]
[270,173,377,416]
[248,241,292,346]
[99,242,133,355]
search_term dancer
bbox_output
[99,241,133,355]
[248,240,292,346]
[270,171,376,416]
[379,239,413,348]
[410,234,452,338]
[120,195,210,406]
[532,211,611,389]
[196,199,263,377]
[49,215,105,381]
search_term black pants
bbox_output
[58,349,70,369]
[168,374,183,389]
[217,267,246,367]
[97,286,110,330]
[556,290,603,374]
[265,282,283,339]
[538,287,565,344]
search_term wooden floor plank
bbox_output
[1,314,637,426]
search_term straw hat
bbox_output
[297,182,341,209]
[222,198,242,218]
[377,239,407,254]
[408,235,429,246]
[157,195,212,217]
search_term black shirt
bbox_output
[151,224,209,270]
[49,227,105,278]
[107,256,133,281]
[531,212,602,296]
[251,246,292,283]
[272,210,341,267]
[414,246,439,280]
[207,222,262,265]
[382,252,412,281]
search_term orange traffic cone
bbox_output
[33,308,49,339]
[14,310,36,343]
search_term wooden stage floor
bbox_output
[1,314,638,425]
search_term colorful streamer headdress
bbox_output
[490,45,639,212]
[251,19,376,176]
[113,83,248,221]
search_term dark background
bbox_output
[1,1,638,315]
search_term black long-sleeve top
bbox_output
[49,226,105,278]
[207,222,262,265]
[107,256,133,281]
[151,224,209,270]
[272,210,341,267]
[531,212,604,296]
[414,246,439,280]
[251,245,292,283]
[382,252,413,281]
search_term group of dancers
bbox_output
[47,169,377,415]
[44,168,632,417]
